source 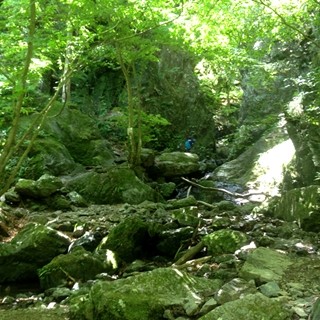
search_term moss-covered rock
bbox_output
[20,107,114,179]
[38,247,106,289]
[51,109,114,167]
[152,152,200,177]
[100,216,155,263]
[199,293,291,320]
[0,223,70,283]
[203,229,248,255]
[25,138,77,180]
[15,174,63,199]
[239,247,293,283]
[64,166,161,205]
[69,267,222,320]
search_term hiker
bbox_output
[184,137,195,152]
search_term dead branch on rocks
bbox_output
[173,240,205,266]
[172,255,212,270]
[181,177,266,201]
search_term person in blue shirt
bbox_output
[184,137,195,152]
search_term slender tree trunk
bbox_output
[116,46,141,167]
[62,28,72,104]
[0,0,36,180]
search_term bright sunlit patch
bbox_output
[247,138,295,197]
[30,58,51,71]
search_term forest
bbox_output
[0,0,320,319]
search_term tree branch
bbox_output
[181,177,264,199]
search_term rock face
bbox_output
[272,185,320,231]
[69,267,222,320]
[64,166,162,205]
[22,108,115,180]
[0,223,70,282]
[211,125,295,197]
[286,120,320,187]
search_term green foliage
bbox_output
[98,109,170,149]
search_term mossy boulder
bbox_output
[203,229,248,255]
[100,216,156,263]
[25,138,77,179]
[50,109,114,167]
[38,247,106,289]
[199,293,291,320]
[239,247,293,283]
[152,152,200,177]
[21,107,114,178]
[272,185,320,232]
[64,167,161,205]
[69,267,222,320]
[0,223,70,283]
[15,174,63,199]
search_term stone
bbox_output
[203,229,248,255]
[67,191,88,207]
[259,281,282,297]
[0,223,70,283]
[198,293,291,320]
[69,267,222,320]
[152,152,200,177]
[167,196,198,209]
[38,247,106,290]
[199,298,218,315]
[100,216,155,262]
[3,188,21,204]
[215,278,257,305]
[15,175,63,199]
[64,167,161,205]
[157,227,194,257]
[239,247,293,284]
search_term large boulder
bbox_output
[0,223,70,283]
[99,216,157,263]
[44,108,114,167]
[20,107,115,179]
[15,174,63,198]
[151,152,201,177]
[64,166,162,205]
[198,292,291,320]
[69,267,222,320]
[38,247,106,289]
[26,138,77,179]
[272,185,320,232]
[239,247,293,284]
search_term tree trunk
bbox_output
[116,46,141,167]
[0,0,36,186]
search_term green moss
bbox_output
[203,229,248,255]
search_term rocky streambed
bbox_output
[0,196,320,320]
